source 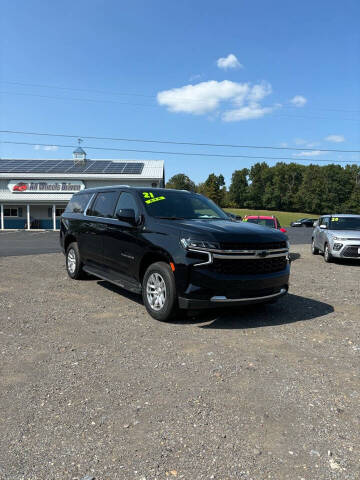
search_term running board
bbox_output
[83,266,142,294]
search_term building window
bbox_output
[56,208,65,217]
[4,208,19,217]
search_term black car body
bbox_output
[290,218,316,228]
[60,186,290,320]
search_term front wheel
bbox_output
[142,262,178,321]
[311,238,319,255]
[324,243,333,263]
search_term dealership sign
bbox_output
[8,180,85,194]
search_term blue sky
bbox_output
[1,0,359,185]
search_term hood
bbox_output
[160,218,287,243]
[328,230,360,240]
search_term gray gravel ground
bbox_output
[0,245,359,480]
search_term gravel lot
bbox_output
[0,244,359,479]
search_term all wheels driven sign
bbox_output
[8,180,85,193]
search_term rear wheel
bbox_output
[66,242,86,279]
[324,243,333,263]
[311,238,319,255]
[142,262,178,321]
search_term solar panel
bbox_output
[85,161,112,173]
[47,161,75,172]
[123,163,144,174]
[0,160,145,175]
[104,163,126,173]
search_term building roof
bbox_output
[0,158,164,179]
[73,146,86,155]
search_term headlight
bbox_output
[286,240,290,249]
[180,237,220,250]
[332,237,343,241]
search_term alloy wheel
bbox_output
[146,272,167,311]
[67,248,77,274]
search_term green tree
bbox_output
[229,169,249,207]
[198,173,226,206]
[166,173,196,191]
[246,162,270,208]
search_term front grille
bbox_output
[219,241,287,251]
[342,246,360,258]
[211,256,287,275]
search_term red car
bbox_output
[13,182,28,192]
[242,215,287,233]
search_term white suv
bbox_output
[312,214,360,262]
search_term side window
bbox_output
[322,217,330,228]
[114,192,139,218]
[88,191,119,218]
[65,193,92,214]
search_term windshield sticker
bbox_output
[142,192,165,204]
[332,217,339,221]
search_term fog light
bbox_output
[333,243,343,251]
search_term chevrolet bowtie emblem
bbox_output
[257,250,269,258]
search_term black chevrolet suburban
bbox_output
[60,186,290,321]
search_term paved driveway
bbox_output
[0,231,60,256]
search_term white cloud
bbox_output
[325,134,345,143]
[157,80,274,121]
[33,145,58,151]
[292,150,322,157]
[222,105,273,122]
[216,54,242,70]
[290,95,307,107]
[157,80,250,115]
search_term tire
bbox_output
[324,243,333,263]
[66,242,86,279]
[311,238,319,255]
[142,261,178,321]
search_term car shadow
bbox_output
[174,293,334,329]
[97,280,144,305]
[96,281,334,330]
[289,252,301,262]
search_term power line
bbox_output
[2,80,360,114]
[0,80,155,98]
[1,140,359,164]
[1,129,359,153]
[0,91,155,107]
[2,90,359,122]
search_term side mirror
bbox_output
[320,224,327,229]
[116,208,136,225]
[280,227,287,233]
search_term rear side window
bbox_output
[115,192,139,218]
[88,191,119,218]
[65,193,93,214]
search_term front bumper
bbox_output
[177,250,290,309]
[330,241,360,259]
[179,286,288,309]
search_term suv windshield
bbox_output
[247,218,276,228]
[330,217,360,230]
[138,189,228,220]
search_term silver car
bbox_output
[312,214,360,262]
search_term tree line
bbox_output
[165,162,360,214]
